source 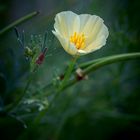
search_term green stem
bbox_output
[0,11,39,36]
[32,57,78,125]
[79,57,105,69]
[31,52,140,125]
[64,52,140,90]
[83,52,140,74]
[5,66,38,112]
[32,52,140,99]
[58,56,78,92]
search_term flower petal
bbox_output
[52,30,78,55]
[96,23,109,39]
[79,14,99,35]
[84,35,107,53]
[52,30,69,51]
[83,22,109,53]
[53,11,109,56]
[54,11,80,38]
[68,43,78,55]
[77,49,87,55]
[79,14,108,46]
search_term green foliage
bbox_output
[0,0,140,140]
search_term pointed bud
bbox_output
[36,47,48,65]
[36,53,45,65]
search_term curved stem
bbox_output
[65,52,140,90]
[83,52,140,74]
[32,52,140,98]
[79,57,105,69]
[0,11,39,36]
[29,52,140,125]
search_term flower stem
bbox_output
[33,57,78,124]
[30,52,140,125]
[32,52,140,99]
[58,56,78,92]
[83,52,140,74]
[32,57,78,124]
[64,52,140,90]
[5,66,38,112]
[0,11,39,36]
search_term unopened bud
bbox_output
[76,68,88,81]
[36,53,45,65]
[36,47,48,65]
[24,47,33,58]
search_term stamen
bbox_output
[70,32,85,49]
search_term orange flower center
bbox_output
[70,32,85,49]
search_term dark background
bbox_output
[0,0,140,140]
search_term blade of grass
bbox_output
[0,11,39,36]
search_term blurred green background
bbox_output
[0,0,140,140]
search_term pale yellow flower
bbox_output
[52,11,109,56]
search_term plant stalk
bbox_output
[0,11,39,36]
